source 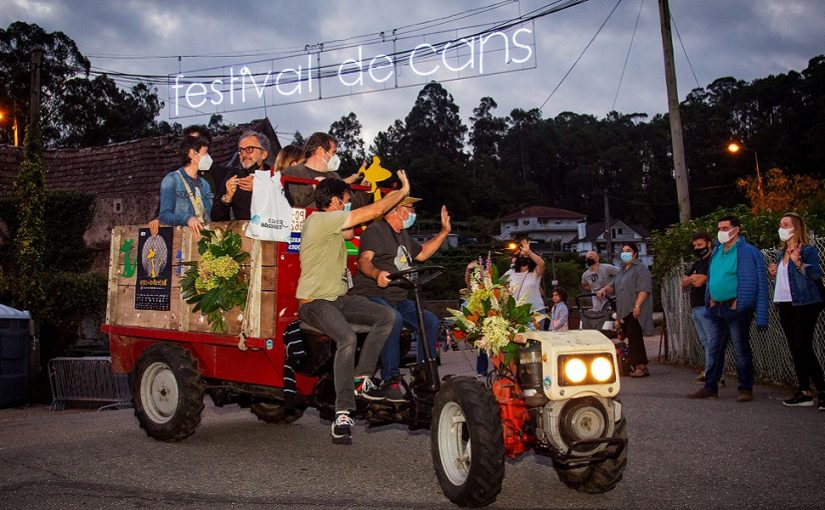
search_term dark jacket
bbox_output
[774,245,823,306]
[211,166,254,221]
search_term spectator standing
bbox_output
[598,242,654,377]
[549,287,569,332]
[689,215,769,402]
[767,213,825,410]
[681,232,717,384]
[581,251,619,311]
[504,239,546,319]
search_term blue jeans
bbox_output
[368,297,439,380]
[704,303,754,393]
[691,306,714,374]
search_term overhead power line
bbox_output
[612,0,645,111]
[538,0,623,112]
[669,10,701,89]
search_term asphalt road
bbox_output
[1,346,824,509]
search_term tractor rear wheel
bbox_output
[131,343,204,442]
[431,376,505,507]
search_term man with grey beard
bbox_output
[211,130,270,220]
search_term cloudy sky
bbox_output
[3,0,823,146]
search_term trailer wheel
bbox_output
[131,343,204,442]
[431,376,505,507]
[555,417,628,493]
[250,402,304,424]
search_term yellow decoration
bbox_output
[358,156,392,201]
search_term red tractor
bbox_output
[105,219,626,507]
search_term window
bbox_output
[113,198,123,213]
[522,220,529,226]
[538,219,548,225]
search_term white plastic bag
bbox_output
[245,170,292,242]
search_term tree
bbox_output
[12,119,45,312]
[737,167,825,213]
[50,74,165,147]
[0,21,166,147]
[0,21,90,144]
[328,112,366,175]
[208,114,231,133]
[291,130,305,147]
[371,119,406,168]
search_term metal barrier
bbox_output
[661,237,825,387]
[48,356,132,411]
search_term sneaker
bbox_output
[782,393,813,407]
[818,394,825,412]
[719,378,726,386]
[354,377,385,401]
[378,379,406,403]
[331,412,353,444]
[688,387,718,399]
[693,373,706,384]
[736,390,753,403]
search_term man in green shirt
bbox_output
[297,171,410,444]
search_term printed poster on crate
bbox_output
[134,227,173,310]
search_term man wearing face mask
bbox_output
[296,171,411,444]
[581,251,619,311]
[211,130,270,221]
[681,232,718,384]
[350,199,451,402]
[689,215,769,402]
[282,132,368,209]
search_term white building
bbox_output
[572,220,653,266]
[496,206,587,249]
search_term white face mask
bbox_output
[196,153,213,171]
[717,229,735,244]
[326,154,341,172]
[778,227,793,242]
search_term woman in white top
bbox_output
[505,239,547,326]
[767,212,825,410]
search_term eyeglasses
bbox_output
[238,146,263,155]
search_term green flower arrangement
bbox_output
[448,254,546,363]
[181,229,250,333]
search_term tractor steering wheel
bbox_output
[387,265,444,290]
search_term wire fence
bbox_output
[661,237,825,387]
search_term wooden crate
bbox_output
[106,221,277,338]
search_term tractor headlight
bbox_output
[564,358,587,383]
[558,353,617,386]
[591,357,614,382]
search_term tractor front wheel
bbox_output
[554,417,628,493]
[431,376,505,507]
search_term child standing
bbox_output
[550,287,569,332]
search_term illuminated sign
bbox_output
[168,22,536,118]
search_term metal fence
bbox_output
[661,237,825,387]
[49,356,132,411]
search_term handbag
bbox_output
[245,170,293,242]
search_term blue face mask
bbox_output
[402,212,416,229]
[620,252,633,263]
[343,202,352,212]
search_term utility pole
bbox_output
[603,189,613,263]
[658,0,691,222]
[30,47,43,126]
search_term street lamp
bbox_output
[727,141,763,202]
[0,109,20,146]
